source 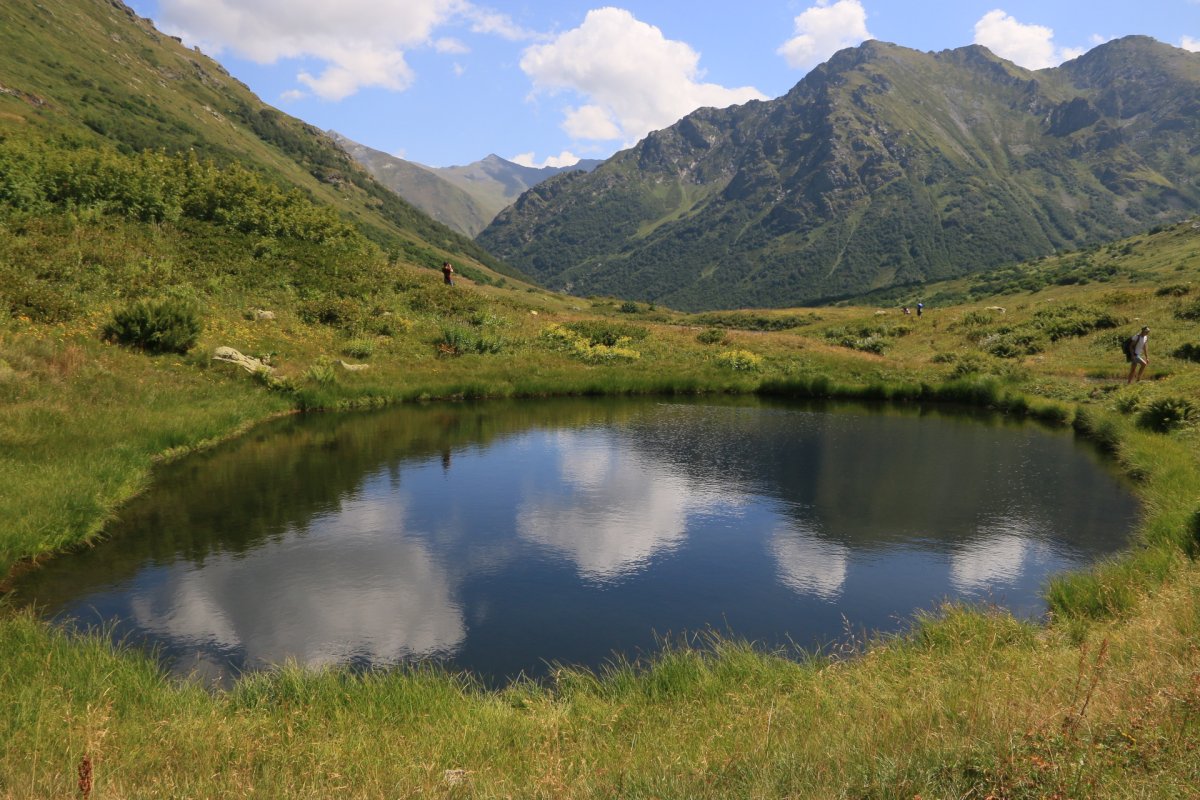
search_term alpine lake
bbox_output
[12,397,1139,686]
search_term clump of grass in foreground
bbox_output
[5,553,1200,798]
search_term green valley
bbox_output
[2,2,1200,797]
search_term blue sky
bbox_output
[122,1,1200,169]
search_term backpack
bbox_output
[1122,334,1137,362]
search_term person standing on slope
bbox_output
[442,261,455,286]
[1127,326,1150,384]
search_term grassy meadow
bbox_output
[3,204,1200,796]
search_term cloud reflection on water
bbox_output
[948,514,1046,594]
[130,494,466,671]
[516,430,739,583]
[769,522,849,600]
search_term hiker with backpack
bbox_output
[1125,326,1150,384]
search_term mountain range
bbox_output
[330,133,601,237]
[478,36,1200,310]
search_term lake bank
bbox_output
[3,232,1200,795]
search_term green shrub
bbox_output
[103,297,202,354]
[341,338,376,359]
[299,297,363,329]
[1031,303,1121,341]
[1155,284,1191,297]
[435,326,504,356]
[695,328,727,346]
[952,310,999,328]
[985,331,1044,359]
[1171,343,1200,363]
[541,324,640,363]
[619,301,640,314]
[1137,397,1197,433]
[1175,299,1200,321]
[563,320,649,347]
[304,356,337,385]
[692,311,811,331]
[1,275,80,323]
[1112,387,1145,415]
[715,350,764,371]
[949,354,991,378]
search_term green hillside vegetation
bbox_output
[478,38,1200,311]
[4,195,1200,796]
[3,1,1200,796]
[0,0,523,284]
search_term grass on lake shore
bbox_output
[3,218,1200,797]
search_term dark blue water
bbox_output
[13,398,1139,685]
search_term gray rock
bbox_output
[338,360,370,372]
[212,346,273,374]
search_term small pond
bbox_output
[13,397,1139,685]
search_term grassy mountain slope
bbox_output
[0,0,522,282]
[330,132,495,237]
[332,131,603,237]
[432,154,602,226]
[478,37,1200,311]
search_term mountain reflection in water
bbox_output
[13,398,1139,685]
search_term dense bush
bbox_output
[341,339,376,359]
[435,326,504,356]
[1175,298,1200,321]
[1030,303,1121,341]
[103,297,202,354]
[692,311,812,331]
[563,320,649,347]
[1171,343,1200,363]
[985,331,1045,359]
[1137,397,1196,433]
[714,350,764,371]
[541,324,640,363]
[0,140,363,245]
[696,328,728,345]
[1,273,80,323]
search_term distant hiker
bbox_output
[442,261,455,286]
[902,306,911,315]
[1126,326,1150,384]
[916,302,924,318]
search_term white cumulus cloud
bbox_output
[511,150,582,168]
[1183,36,1200,52]
[519,8,765,144]
[777,0,873,70]
[973,10,1082,69]
[154,0,528,100]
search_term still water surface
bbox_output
[16,398,1139,684]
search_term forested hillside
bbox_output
[478,37,1200,310]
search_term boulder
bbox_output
[212,346,273,374]
[338,360,370,372]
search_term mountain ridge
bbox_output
[478,36,1200,310]
[331,133,601,237]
